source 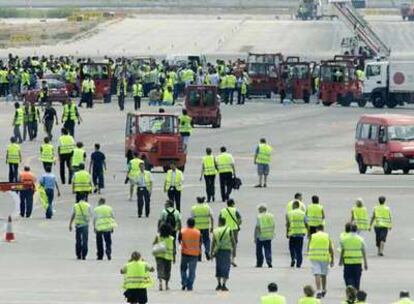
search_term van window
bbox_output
[379,126,387,143]
[366,64,381,77]
[125,115,136,136]
[360,124,370,139]
[370,125,378,140]
[356,123,362,139]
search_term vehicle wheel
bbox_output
[357,99,367,108]
[357,156,367,174]
[303,90,310,104]
[372,93,385,108]
[266,92,271,99]
[104,94,112,104]
[163,166,169,173]
[280,91,286,103]
[386,97,398,109]
[341,93,352,107]
[403,168,410,174]
[383,160,392,175]
[322,101,331,107]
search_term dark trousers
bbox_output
[44,120,54,139]
[204,175,215,202]
[134,96,141,110]
[219,172,233,202]
[226,88,234,104]
[256,239,272,267]
[92,170,104,189]
[45,188,54,219]
[96,231,112,260]
[289,236,304,267]
[75,192,89,202]
[20,189,34,218]
[59,153,72,184]
[200,229,211,258]
[63,120,75,137]
[167,187,181,211]
[43,162,53,172]
[118,94,125,111]
[343,264,362,290]
[137,187,150,217]
[8,163,19,182]
[75,226,89,259]
[236,87,242,104]
[28,121,38,140]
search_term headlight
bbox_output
[392,152,404,158]
[150,147,158,153]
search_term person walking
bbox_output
[89,143,106,194]
[19,166,36,218]
[62,99,81,137]
[179,218,201,291]
[72,163,93,202]
[200,147,217,202]
[254,138,273,188]
[132,79,143,110]
[306,195,325,236]
[39,166,61,219]
[393,291,414,304]
[351,198,370,233]
[126,152,144,201]
[42,102,58,140]
[216,146,236,202]
[286,200,307,268]
[159,200,182,240]
[191,196,214,261]
[80,74,95,108]
[136,162,153,218]
[153,223,175,291]
[12,102,24,143]
[178,109,192,151]
[117,76,127,111]
[94,197,117,260]
[27,104,40,140]
[121,251,154,304]
[164,163,184,211]
[339,223,368,290]
[255,204,275,268]
[211,217,235,291]
[71,141,86,174]
[58,128,75,184]
[69,199,92,260]
[39,137,55,171]
[260,283,287,304]
[6,136,21,182]
[307,225,334,299]
[370,196,392,256]
[298,285,320,304]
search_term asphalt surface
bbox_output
[0,97,413,304]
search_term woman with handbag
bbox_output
[152,223,176,291]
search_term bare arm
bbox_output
[285,214,290,239]
[69,211,75,231]
[329,239,335,267]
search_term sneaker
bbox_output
[206,253,211,261]
[93,188,98,194]
[254,184,262,188]
[181,285,186,291]
[321,290,327,298]
[231,262,238,267]
[263,184,267,188]
[221,285,229,292]
[216,284,222,291]
[290,261,295,267]
[316,292,323,299]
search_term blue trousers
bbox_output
[180,254,198,290]
[200,229,211,258]
[20,189,34,218]
[45,188,54,219]
[289,236,304,267]
[75,226,89,259]
[256,239,272,267]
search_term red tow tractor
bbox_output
[185,85,221,128]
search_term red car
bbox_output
[23,78,70,104]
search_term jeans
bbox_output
[118,94,125,111]
[75,192,89,202]
[45,188,54,219]
[28,121,38,140]
[134,96,141,110]
[13,125,22,143]
[59,153,72,184]
[167,187,181,211]
[256,239,272,267]
[343,264,362,290]
[92,170,104,190]
[20,189,34,217]
[219,172,233,202]
[204,175,215,202]
[137,187,150,217]
[75,225,89,259]
[63,120,75,137]
[180,254,198,290]
[44,120,54,139]
[200,229,211,258]
[96,231,112,260]
[8,163,19,182]
[289,236,304,267]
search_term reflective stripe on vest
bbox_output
[288,209,307,236]
[7,143,21,164]
[214,226,232,251]
[352,206,369,231]
[73,170,92,192]
[180,227,201,256]
[216,153,233,173]
[203,155,217,176]
[63,103,77,122]
[59,135,75,155]
[374,205,392,228]
[165,169,183,191]
[342,234,363,264]
[94,205,115,232]
[308,231,330,262]
[192,203,211,230]
[123,261,153,289]
[256,143,272,164]
[258,212,275,241]
[40,143,54,163]
[306,204,324,227]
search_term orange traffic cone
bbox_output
[4,215,15,242]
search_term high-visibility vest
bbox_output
[73,170,92,192]
[202,155,217,176]
[19,171,35,184]
[299,296,321,304]
[132,83,143,97]
[192,203,211,230]
[256,143,272,164]
[136,170,152,190]
[393,298,414,304]
[7,143,21,164]
[82,79,95,93]
[179,114,192,134]
[71,148,85,167]
[215,152,234,174]
[40,143,54,163]
[0,69,8,83]
[288,209,307,236]
[154,236,174,261]
[162,90,173,104]
[226,75,237,89]
[14,108,24,126]
[165,169,183,191]
[342,234,364,265]
[21,72,30,86]
[62,103,78,122]
[180,227,201,256]
[219,207,240,231]
[258,212,275,241]
[374,205,392,228]
[58,135,75,155]
[123,260,153,290]
[306,204,325,227]
[74,200,90,226]
[128,158,144,179]
[94,204,116,232]
[308,231,330,262]
[261,293,287,304]
[213,226,232,251]
[352,206,370,231]
[241,81,247,95]
[286,200,306,213]
[28,107,39,122]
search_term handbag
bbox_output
[152,238,167,256]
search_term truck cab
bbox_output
[80,62,112,103]
[278,60,312,103]
[363,60,389,108]
[185,85,221,128]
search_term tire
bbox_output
[403,168,410,174]
[303,90,310,104]
[212,115,221,128]
[357,156,367,174]
[322,101,331,107]
[386,97,398,109]
[104,94,112,104]
[372,93,385,108]
[280,91,286,104]
[383,160,392,175]
[266,92,271,99]
[341,93,352,107]
[357,99,367,108]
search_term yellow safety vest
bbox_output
[215,152,234,174]
[73,170,92,192]
[226,75,236,89]
[128,158,144,179]
[165,169,183,191]
[308,231,330,262]
[154,236,174,261]
[40,143,54,163]
[192,203,211,230]
[71,148,85,167]
[94,205,116,232]
[256,143,272,164]
[162,90,173,104]
[74,201,90,226]
[219,207,240,231]
[132,83,143,97]
[299,296,321,304]
[58,135,75,155]
[14,108,24,126]
[136,170,152,191]
[202,155,217,176]
[352,206,369,231]
[62,103,78,122]
[6,143,21,164]
[179,114,192,134]
[342,234,364,265]
[374,205,392,228]
[261,293,287,304]
[213,226,232,251]
[288,209,307,236]
[258,212,275,241]
[28,107,39,122]
[306,204,325,227]
[393,299,414,304]
[123,261,153,290]
[241,81,247,95]
[286,200,306,213]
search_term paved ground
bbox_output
[0,97,413,304]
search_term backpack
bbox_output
[164,209,176,230]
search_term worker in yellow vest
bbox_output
[40,136,55,171]
[351,198,369,233]
[12,102,24,143]
[126,152,144,201]
[261,282,286,304]
[153,223,176,291]
[255,204,275,268]
[132,79,143,110]
[162,86,174,106]
[80,74,95,108]
[6,136,22,182]
[286,200,307,268]
[191,196,214,261]
[254,138,273,188]
[306,195,325,236]
[307,225,334,299]
[71,141,86,174]
[58,128,75,184]
[62,99,81,137]
[200,147,217,202]
[225,72,237,105]
[69,199,92,260]
[298,285,321,304]
[219,199,242,267]
[121,251,154,304]
[286,192,306,214]
[216,146,236,202]
[179,109,192,151]
[393,291,414,304]
[93,197,117,260]
[240,77,248,105]
[369,196,392,256]
[72,163,92,202]
[164,163,184,211]
[135,162,153,218]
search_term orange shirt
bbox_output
[19,171,36,185]
[180,227,201,256]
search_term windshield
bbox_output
[188,90,201,106]
[204,89,216,106]
[248,63,268,76]
[138,115,177,134]
[82,64,109,80]
[290,64,309,79]
[388,125,414,141]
